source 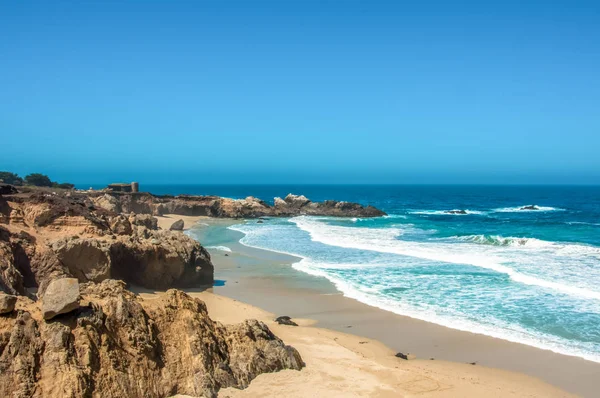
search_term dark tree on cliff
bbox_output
[0,172,23,185]
[24,173,53,187]
[52,182,75,189]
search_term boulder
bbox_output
[170,219,185,231]
[275,315,298,326]
[284,194,311,207]
[395,352,417,360]
[0,293,17,314]
[42,278,80,320]
[92,193,121,213]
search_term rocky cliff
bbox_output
[90,192,386,218]
[0,280,304,398]
[0,188,305,397]
[0,190,213,294]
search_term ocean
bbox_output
[159,184,600,363]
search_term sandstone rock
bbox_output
[51,237,112,283]
[275,315,298,326]
[0,228,25,295]
[273,197,287,208]
[0,293,17,314]
[92,193,121,213]
[110,215,133,235]
[170,219,184,231]
[87,191,385,219]
[110,228,213,289]
[284,194,311,207]
[0,280,304,398]
[42,278,80,320]
[129,213,158,230]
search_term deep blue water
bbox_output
[121,184,600,362]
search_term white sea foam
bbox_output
[290,216,600,301]
[451,234,554,248]
[227,221,600,363]
[292,258,600,363]
[206,245,232,252]
[492,205,564,213]
[410,209,485,215]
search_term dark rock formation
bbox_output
[275,316,298,326]
[0,280,304,398]
[170,219,185,231]
[395,352,417,360]
[520,205,539,211]
[41,278,80,320]
[0,293,16,314]
[445,209,468,215]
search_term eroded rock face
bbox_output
[110,228,213,289]
[0,193,214,292]
[89,192,386,218]
[0,280,304,398]
[129,214,158,230]
[51,237,112,283]
[109,215,133,235]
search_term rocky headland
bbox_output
[89,191,387,218]
[0,186,305,397]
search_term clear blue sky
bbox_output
[1,0,599,184]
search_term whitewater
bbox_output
[222,186,600,364]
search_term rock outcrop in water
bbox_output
[90,191,386,218]
[520,205,540,211]
[445,210,468,215]
[0,280,304,398]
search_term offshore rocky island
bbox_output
[0,184,384,398]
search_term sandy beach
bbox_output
[152,215,599,397]
[135,287,573,398]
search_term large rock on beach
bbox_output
[170,219,185,231]
[42,278,80,320]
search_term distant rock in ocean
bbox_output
[445,209,468,215]
[520,205,540,211]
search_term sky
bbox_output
[1,0,599,185]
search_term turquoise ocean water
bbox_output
[150,185,600,362]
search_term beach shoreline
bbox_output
[183,216,600,397]
[134,287,574,398]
